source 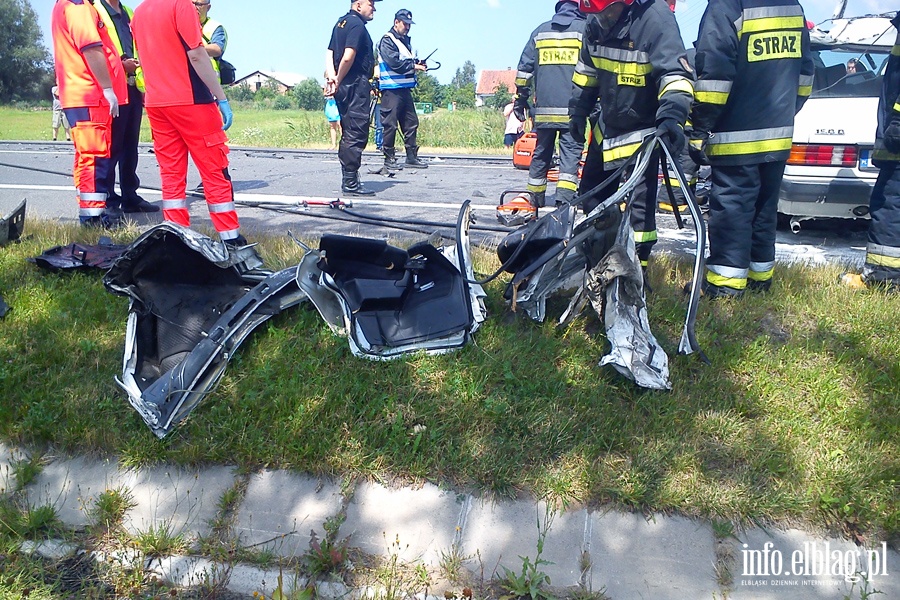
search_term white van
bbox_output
[778,12,896,230]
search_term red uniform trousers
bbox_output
[146,103,241,240]
[64,106,113,220]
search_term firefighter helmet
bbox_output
[578,0,635,13]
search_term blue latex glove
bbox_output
[218,99,233,131]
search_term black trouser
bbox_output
[335,75,372,173]
[705,161,785,290]
[380,87,419,152]
[107,84,144,204]
[864,161,900,284]
[657,142,699,206]
[580,143,660,264]
[527,126,582,206]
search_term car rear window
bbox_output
[811,49,888,98]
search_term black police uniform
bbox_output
[864,14,900,286]
[329,9,376,193]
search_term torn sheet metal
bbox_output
[297,200,487,359]
[0,199,25,246]
[497,137,706,388]
[590,210,671,390]
[30,238,127,271]
[104,223,305,438]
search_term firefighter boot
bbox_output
[405,146,428,169]
[341,169,375,197]
[383,148,404,171]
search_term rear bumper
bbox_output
[778,175,874,219]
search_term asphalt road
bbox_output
[0,140,869,267]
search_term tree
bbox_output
[446,83,476,109]
[0,0,52,103]
[412,72,444,107]
[451,60,476,88]
[292,77,325,111]
[486,83,512,110]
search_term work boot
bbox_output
[405,146,428,169]
[383,148,404,171]
[341,169,375,196]
[747,278,772,293]
[121,194,161,213]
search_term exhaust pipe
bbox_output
[790,218,802,234]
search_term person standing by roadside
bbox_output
[689,0,814,298]
[325,0,381,196]
[51,0,128,228]
[325,95,341,150]
[50,85,71,142]
[131,0,246,246]
[841,13,900,290]
[503,101,524,148]
[195,0,227,79]
[378,8,428,171]
[93,0,159,214]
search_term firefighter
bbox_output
[689,0,814,298]
[514,0,586,208]
[51,0,128,228]
[131,0,245,246]
[842,13,900,290]
[378,9,428,171]
[569,0,694,273]
[325,0,382,196]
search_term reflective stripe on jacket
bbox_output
[571,0,693,166]
[691,0,814,166]
[378,31,417,90]
[515,9,586,130]
[93,1,144,92]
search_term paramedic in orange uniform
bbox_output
[131,0,245,245]
[51,0,128,228]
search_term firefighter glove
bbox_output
[218,99,233,131]
[884,111,900,154]
[513,94,530,122]
[656,118,685,154]
[569,116,587,145]
[688,131,710,166]
[102,87,119,118]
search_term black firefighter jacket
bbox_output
[691,0,814,166]
[515,2,586,129]
[874,13,900,164]
[570,0,694,167]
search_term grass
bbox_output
[0,219,898,546]
[0,105,511,153]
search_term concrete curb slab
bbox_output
[234,470,343,558]
[24,455,126,527]
[341,481,465,565]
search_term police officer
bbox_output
[378,9,428,171]
[93,0,159,214]
[689,0,814,298]
[843,13,900,290]
[326,0,381,196]
[515,0,586,208]
[569,0,694,273]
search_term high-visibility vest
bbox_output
[201,18,227,76]
[378,32,416,90]
[93,1,144,92]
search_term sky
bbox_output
[34,0,895,86]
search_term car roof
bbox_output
[810,13,897,53]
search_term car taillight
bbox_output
[787,144,859,167]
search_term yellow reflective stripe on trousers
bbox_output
[895,101,900,112]
[557,179,578,192]
[633,230,657,243]
[708,137,793,156]
[866,243,900,268]
[799,86,812,97]
[602,128,654,163]
[748,267,775,282]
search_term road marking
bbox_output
[319,159,515,170]
[0,150,75,155]
[0,183,499,211]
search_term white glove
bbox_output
[102,87,119,118]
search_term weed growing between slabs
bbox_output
[0,221,899,545]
